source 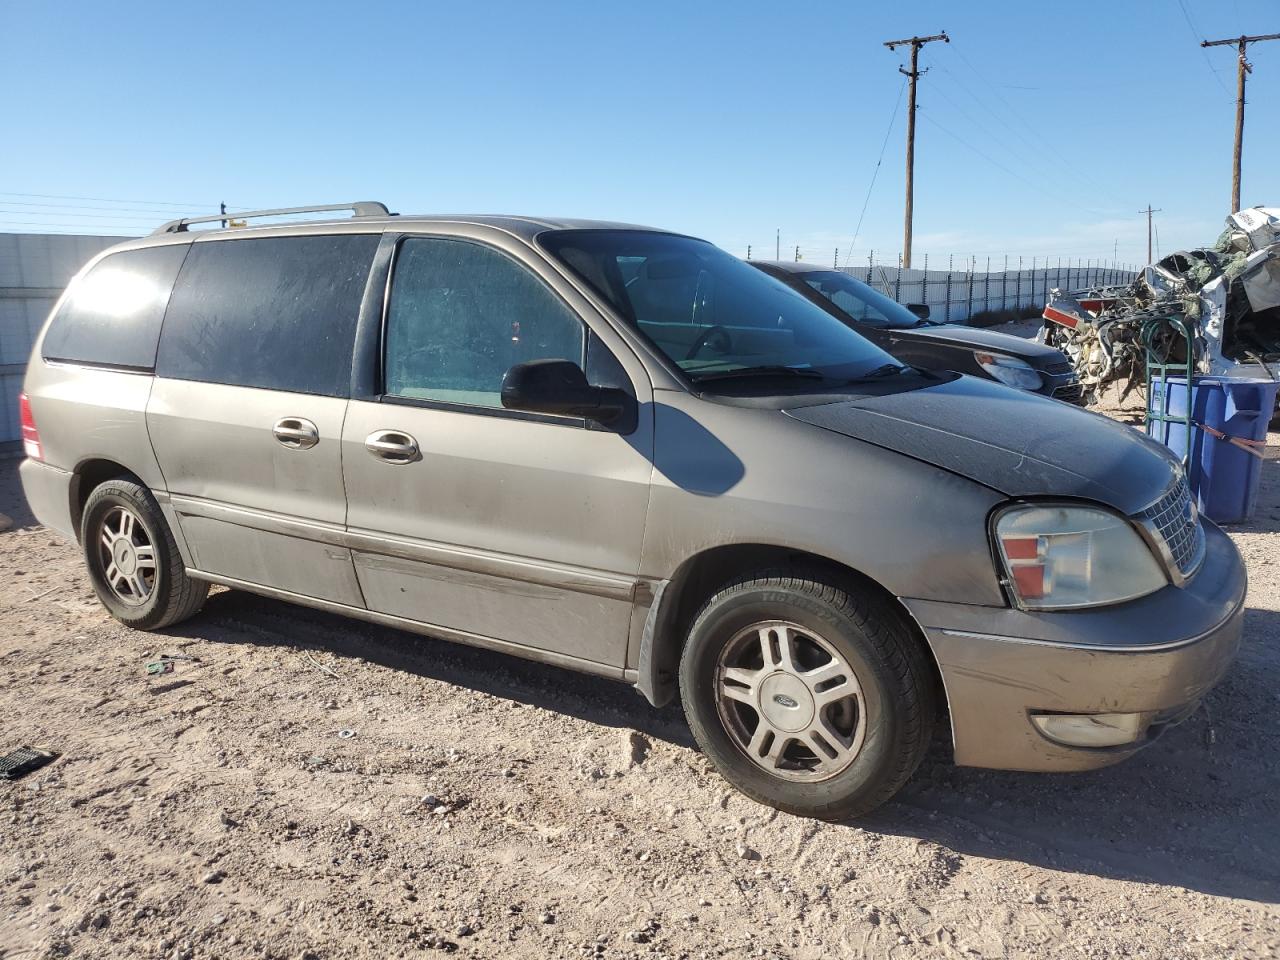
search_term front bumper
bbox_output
[903,520,1246,771]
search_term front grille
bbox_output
[1135,473,1205,578]
[1045,360,1074,375]
[1051,382,1086,405]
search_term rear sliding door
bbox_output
[147,232,379,604]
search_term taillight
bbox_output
[19,392,42,461]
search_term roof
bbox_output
[353,214,668,239]
[150,212,671,244]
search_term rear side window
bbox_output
[157,234,378,397]
[42,244,189,369]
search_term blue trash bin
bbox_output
[1147,375,1278,524]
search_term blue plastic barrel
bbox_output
[1147,375,1278,523]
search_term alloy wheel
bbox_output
[97,505,156,606]
[715,620,866,782]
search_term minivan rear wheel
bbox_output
[679,570,935,820]
[81,478,208,630]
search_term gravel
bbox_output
[1,416,1278,959]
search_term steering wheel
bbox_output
[685,325,734,360]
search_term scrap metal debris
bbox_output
[0,747,59,781]
[303,651,341,679]
[145,653,198,676]
[1040,206,1280,403]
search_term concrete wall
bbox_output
[0,233,126,443]
[834,261,1137,325]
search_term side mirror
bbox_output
[501,359,626,424]
[906,303,931,321]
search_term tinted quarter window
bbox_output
[42,244,189,369]
[157,234,378,397]
[384,238,585,408]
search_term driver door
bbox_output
[340,234,654,670]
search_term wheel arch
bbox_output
[69,458,145,542]
[635,543,947,721]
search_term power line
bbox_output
[0,190,250,210]
[933,62,1047,162]
[0,221,140,232]
[920,75,1043,174]
[0,207,181,223]
[917,112,1115,219]
[949,49,1127,210]
[918,69,1110,208]
[0,198,225,215]
[1176,0,1233,94]
[841,76,908,268]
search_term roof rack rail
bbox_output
[153,201,392,235]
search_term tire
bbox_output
[679,570,935,820]
[80,477,209,630]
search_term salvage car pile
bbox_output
[1039,206,1280,403]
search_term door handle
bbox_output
[365,430,420,464]
[273,417,319,450]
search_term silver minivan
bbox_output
[19,203,1247,819]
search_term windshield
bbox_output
[540,230,901,383]
[795,270,924,329]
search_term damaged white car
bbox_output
[1040,206,1280,402]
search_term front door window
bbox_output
[384,237,586,408]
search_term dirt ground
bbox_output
[1,395,1278,959]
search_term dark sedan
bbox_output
[752,261,1083,403]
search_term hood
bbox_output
[894,323,1063,362]
[785,375,1177,515]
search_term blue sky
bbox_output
[2,0,1277,266]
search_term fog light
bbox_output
[1030,712,1151,748]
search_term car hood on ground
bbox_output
[784,375,1176,515]
[891,323,1063,362]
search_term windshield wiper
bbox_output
[690,365,826,383]
[846,362,910,382]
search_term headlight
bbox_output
[975,351,1042,391]
[994,504,1167,609]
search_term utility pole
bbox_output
[1138,205,1161,263]
[775,228,780,260]
[884,30,949,269]
[1202,33,1280,213]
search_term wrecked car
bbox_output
[753,261,1083,403]
[19,203,1246,820]
[1040,206,1280,403]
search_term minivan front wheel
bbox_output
[81,478,209,630]
[680,571,935,820]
